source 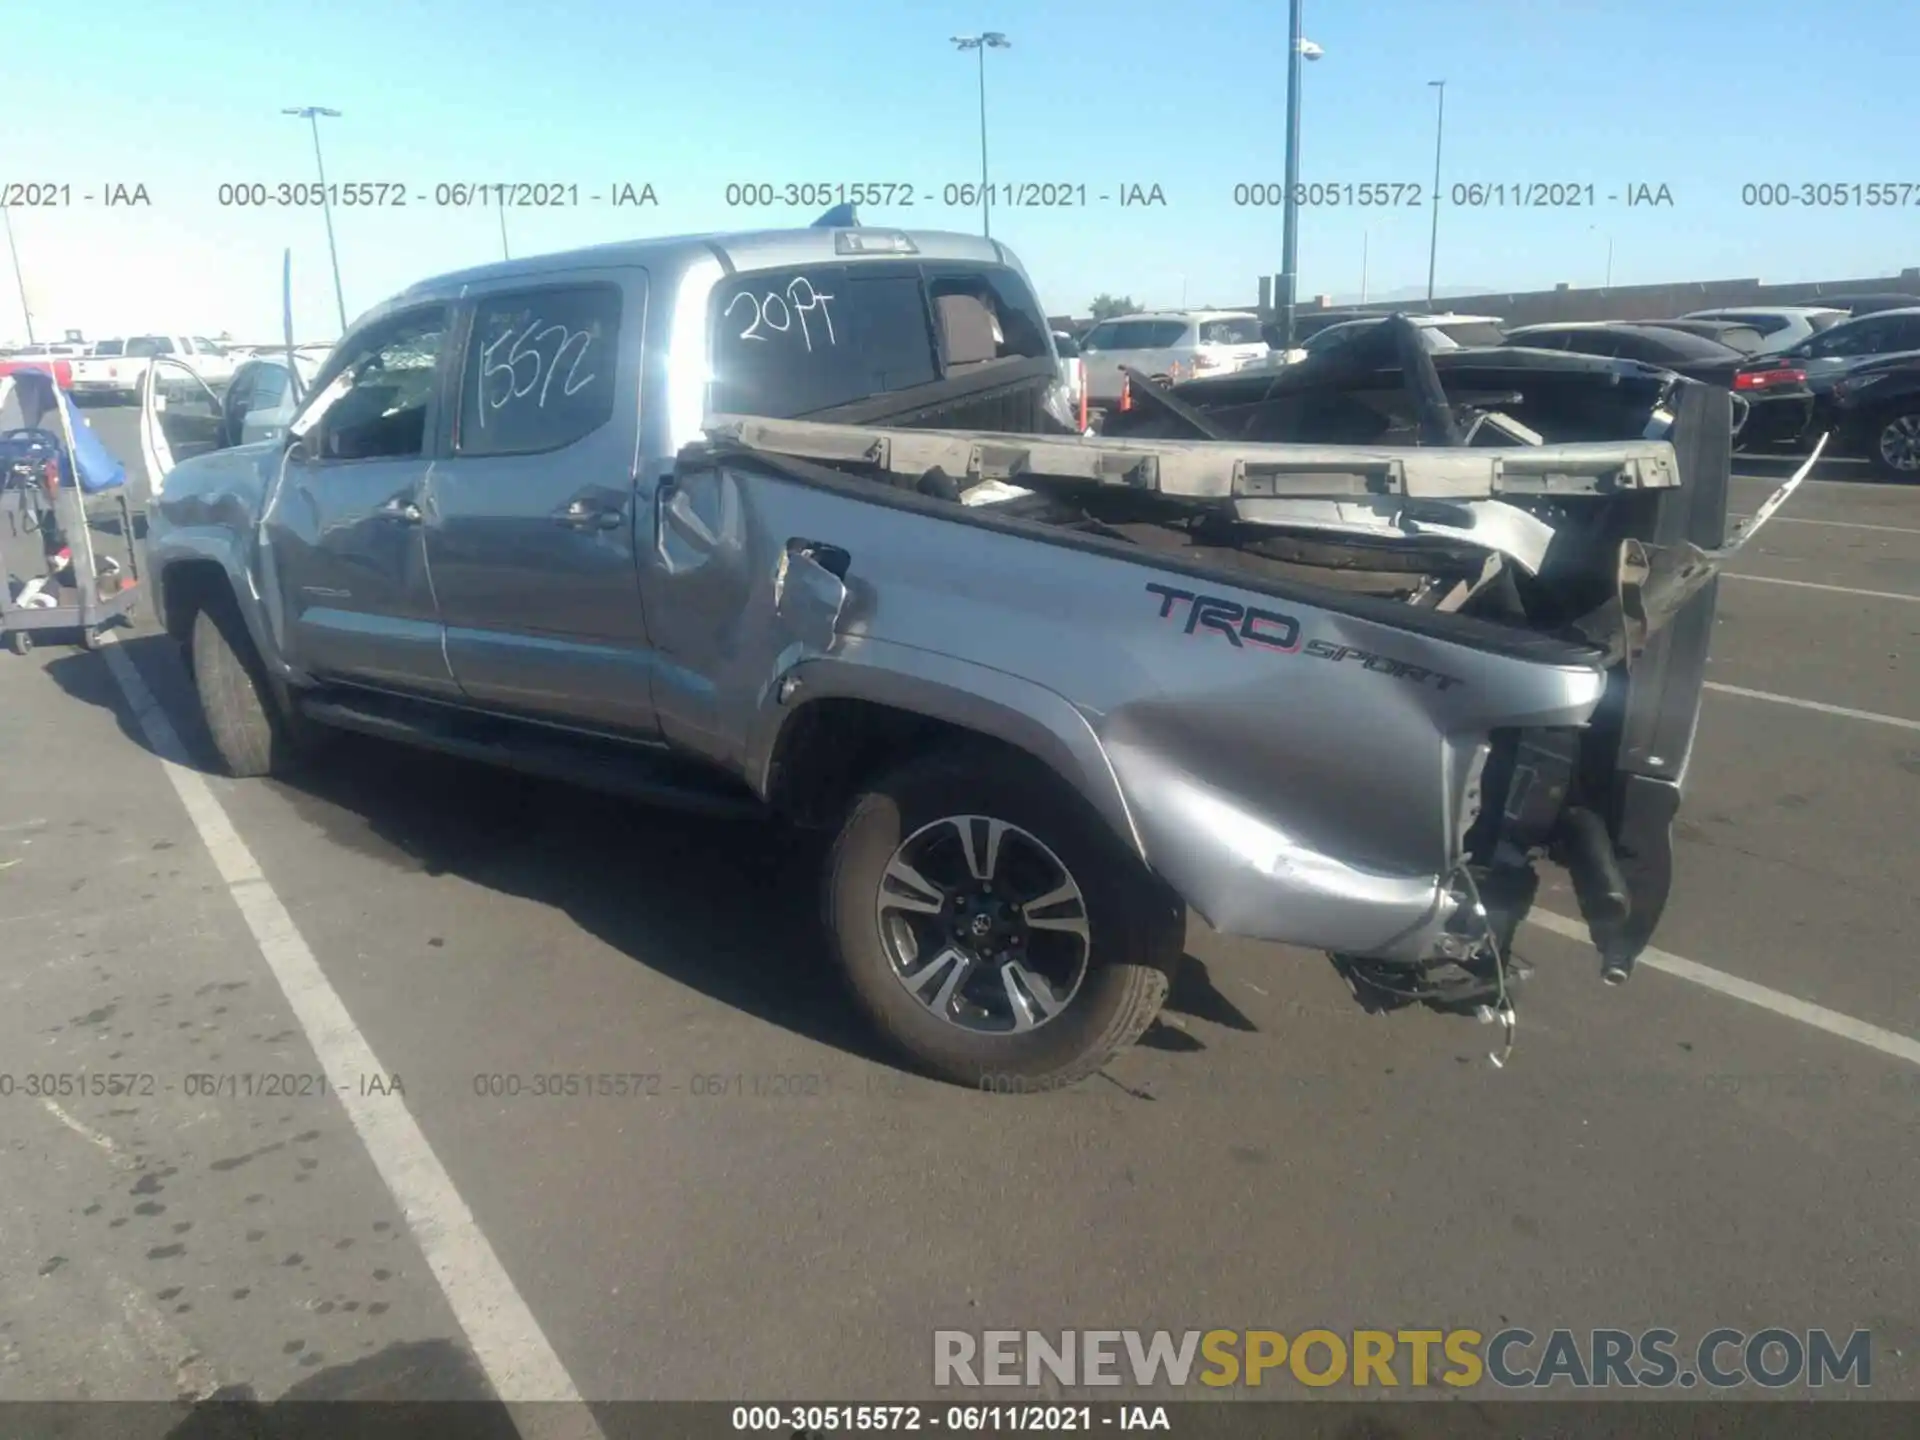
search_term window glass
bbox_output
[1199,317,1263,345]
[1304,321,1375,352]
[1707,312,1793,337]
[240,364,297,440]
[1094,319,1178,349]
[456,284,622,456]
[301,308,448,462]
[127,336,174,357]
[92,339,125,357]
[710,266,938,417]
[1433,321,1507,348]
[1080,322,1123,350]
[1808,319,1889,358]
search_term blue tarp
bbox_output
[6,367,128,493]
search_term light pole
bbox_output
[283,105,347,334]
[1424,80,1446,306]
[1,205,34,345]
[1275,5,1323,350]
[952,32,1011,238]
[499,205,511,262]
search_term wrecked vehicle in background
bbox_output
[139,221,1808,1089]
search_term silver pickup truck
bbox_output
[141,221,1791,1089]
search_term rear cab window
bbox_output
[707,261,1052,419]
[127,336,175,357]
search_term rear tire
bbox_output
[824,745,1184,1091]
[189,595,322,778]
[1867,407,1920,480]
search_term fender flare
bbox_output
[749,640,1147,864]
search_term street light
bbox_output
[1,205,34,346]
[1424,80,1446,305]
[952,32,1011,238]
[1275,4,1324,349]
[283,105,348,333]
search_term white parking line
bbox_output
[1704,681,1920,732]
[95,635,605,1439]
[1526,910,1920,1070]
[1730,515,1920,536]
[1721,573,1918,603]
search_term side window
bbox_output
[241,365,296,432]
[1560,330,1624,358]
[300,308,450,463]
[1810,320,1883,358]
[456,283,622,456]
[1080,322,1120,351]
[1887,315,1920,351]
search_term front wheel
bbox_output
[824,747,1184,1090]
[1868,407,1920,480]
[190,596,325,777]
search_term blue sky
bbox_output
[3,0,1915,341]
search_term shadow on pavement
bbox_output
[43,633,1232,1076]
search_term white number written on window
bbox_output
[723,275,838,353]
[475,317,596,428]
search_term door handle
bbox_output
[555,497,625,531]
[556,503,622,533]
[378,495,422,524]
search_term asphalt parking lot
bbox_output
[2,408,1915,1425]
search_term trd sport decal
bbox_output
[1145,582,1300,651]
[1144,582,1466,691]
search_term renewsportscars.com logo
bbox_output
[933,1328,1872,1391]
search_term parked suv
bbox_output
[1077,310,1268,407]
[1678,306,1848,354]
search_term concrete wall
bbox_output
[1272,267,1920,327]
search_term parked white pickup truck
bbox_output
[70,335,238,404]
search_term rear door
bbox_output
[422,271,656,735]
[262,303,458,695]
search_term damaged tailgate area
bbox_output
[703,317,1809,1042]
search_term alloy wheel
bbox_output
[874,815,1091,1034]
[1877,414,1920,474]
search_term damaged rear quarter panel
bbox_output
[661,459,1609,960]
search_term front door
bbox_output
[422,271,658,736]
[261,304,459,697]
[137,358,227,496]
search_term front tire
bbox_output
[824,746,1184,1090]
[189,596,319,778]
